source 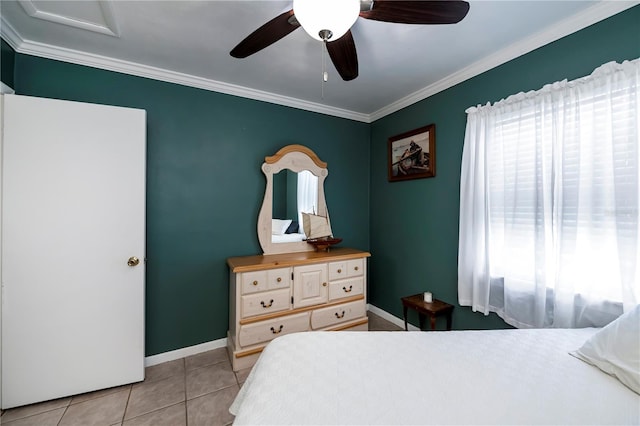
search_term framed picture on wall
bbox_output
[387,124,436,182]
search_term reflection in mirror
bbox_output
[271,170,318,244]
[257,145,330,255]
[272,170,296,223]
[297,170,318,223]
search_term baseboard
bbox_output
[145,305,415,366]
[144,337,228,367]
[367,303,420,331]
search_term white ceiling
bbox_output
[1,1,637,122]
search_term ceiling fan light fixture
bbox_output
[293,0,360,42]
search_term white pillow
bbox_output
[570,304,640,394]
[271,219,292,236]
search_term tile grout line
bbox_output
[56,400,71,426]
[187,383,238,403]
[120,356,188,425]
[3,399,71,426]
[183,357,189,426]
[119,384,133,426]
[122,401,186,425]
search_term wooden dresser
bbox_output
[227,247,370,371]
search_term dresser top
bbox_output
[227,247,371,273]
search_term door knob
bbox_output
[127,256,140,267]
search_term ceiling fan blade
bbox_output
[230,10,300,58]
[326,30,358,81]
[360,1,470,25]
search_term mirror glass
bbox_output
[272,169,318,244]
[257,145,330,255]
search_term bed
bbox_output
[271,232,306,243]
[271,219,306,244]
[230,323,640,425]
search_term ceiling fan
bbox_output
[230,0,470,81]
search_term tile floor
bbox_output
[0,312,401,426]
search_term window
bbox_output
[458,59,639,328]
[297,170,318,237]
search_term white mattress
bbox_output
[230,329,640,425]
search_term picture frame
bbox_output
[388,124,436,182]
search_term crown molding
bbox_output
[369,1,639,122]
[0,17,369,123]
[1,82,15,94]
[2,2,637,124]
[0,15,23,50]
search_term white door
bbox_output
[0,94,146,409]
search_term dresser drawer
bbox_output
[310,300,365,330]
[241,270,267,294]
[328,258,364,281]
[241,267,290,294]
[267,268,291,290]
[328,276,364,301]
[238,312,309,347]
[241,288,291,318]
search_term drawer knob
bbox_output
[322,282,327,287]
[261,299,274,308]
[343,285,353,293]
[335,311,345,319]
[270,325,284,334]
[354,266,359,271]
[277,277,282,282]
[252,280,258,286]
[337,268,342,273]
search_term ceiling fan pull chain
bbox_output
[321,40,328,98]
[323,40,328,82]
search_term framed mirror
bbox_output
[257,145,331,255]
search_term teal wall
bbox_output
[369,6,640,329]
[11,55,370,356]
[5,6,639,353]
[1,39,15,89]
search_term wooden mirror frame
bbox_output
[257,144,331,255]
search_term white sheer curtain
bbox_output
[297,170,318,236]
[458,59,640,328]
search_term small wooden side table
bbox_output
[401,294,454,331]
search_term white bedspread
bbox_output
[271,233,305,243]
[230,329,640,425]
